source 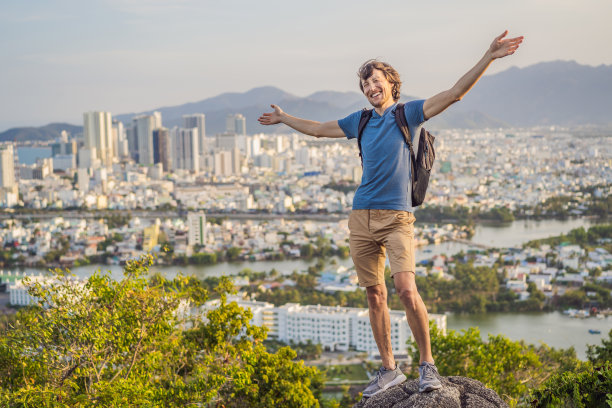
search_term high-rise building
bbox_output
[187,212,206,247]
[153,127,172,172]
[0,144,16,188]
[183,114,206,155]
[53,154,76,172]
[247,134,262,158]
[235,114,246,136]
[226,113,246,136]
[126,125,138,161]
[216,132,238,150]
[133,115,157,165]
[77,168,90,191]
[112,120,128,159]
[213,151,232,177]
[51,132,77,157]
[171,127,199,172]
[152,111,162,129]
[83,111,113,167]
[78,147,99,169]
[231,147,242,175]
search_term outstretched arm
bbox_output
[423,30,523,120]
[257,104,346,138]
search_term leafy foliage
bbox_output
[587,329,612,366]
[0,255,323,407]
[530,362,612,408]
[408,325,585,405]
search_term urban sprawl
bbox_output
[0,111,611,345]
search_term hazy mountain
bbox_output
[4,60,611,142]
[458,60,612,126]
[114,86,297,126]
[114,60,611,133]
[305,91,365,108]
[0,123,82,143]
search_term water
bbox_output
[10,217,606,281]
[447,312,611,360]
[16,146,52,165]
[68,257,356,281]
[471,218,604,248]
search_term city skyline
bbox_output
[1,0,611,131]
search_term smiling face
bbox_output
[357,60,402,113]
[361,69,394,109]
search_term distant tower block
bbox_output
[187,212,207,247]
[0,143,16,189]
[183,114,206,154]
[171,127,199,172]
[153,127,172,171]
[83,111,113,167]
[132,114,160,165]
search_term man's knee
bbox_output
[366,285,387,308]
[397,286,420,311]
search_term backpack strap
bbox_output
[394,102,417,181]
[357,108,373,167]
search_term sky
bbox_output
[1,0,611,131]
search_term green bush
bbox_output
[530,362,612,408]
[0,255,323,407]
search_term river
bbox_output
[4,217,609,359]
[67,217,607,279]
[447,311,610,360]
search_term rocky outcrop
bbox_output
[353,376,509,408]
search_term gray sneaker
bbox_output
[362,365,407,398]
[418,361,442,392]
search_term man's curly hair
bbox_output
[357,59,402,102]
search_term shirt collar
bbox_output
[372,103,398,118]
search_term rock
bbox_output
[352,376,509,408]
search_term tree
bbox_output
[408,325,542,404]
[587,328,612,366]
[226,246,242,261]
[530,362,612,408]
[0,255,323,407]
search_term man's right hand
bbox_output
[256,104,346,138]
[258,104,284,126]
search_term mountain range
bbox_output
[1,60,611,142]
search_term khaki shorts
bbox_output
[348,209,416,287]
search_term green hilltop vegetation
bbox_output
[0,255,610,407]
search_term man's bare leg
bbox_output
[393,271,433,364]
[366,283,395,370]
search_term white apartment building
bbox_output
[9,275,86,307]
[0,143,17,206]
[83,111,113,167]
[0,143,16,189]
[53,154,76,171]
[205,298,447,353]
[187,211,206,247]
[213,148,238,176]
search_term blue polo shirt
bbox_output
[338,100,426,212]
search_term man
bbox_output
[258,31,523,396]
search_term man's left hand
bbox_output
[489,30,524,59]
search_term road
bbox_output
[0,210,348,222]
